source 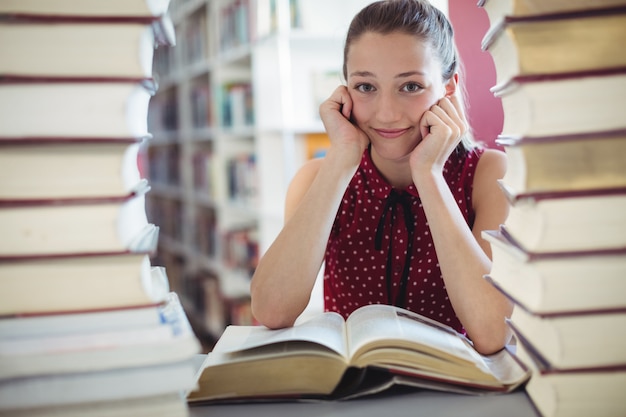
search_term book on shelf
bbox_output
[217,0,251,51]
[187,304,530,403]
[190,81,212,129]
[480,5,626,89]
[514,337,626,417]
[0,255,168,316]
[253,0,279,40]
[0,79,155,140]
[496,130,626,197]
[294,0,367,36]
[146,142,181,186]
[481,230,626,315]
[0,184,158,258]
[0,15,175,80]
[497,186,626,253]
[0,292,201,380]
[226,153,258,205]
[0,0,172,19]
[0,138,146,201]
[147,90,179,133]
[505,302,626,370]
[220,82,254,128]
[493,69,626,138]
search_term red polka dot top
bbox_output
[323,146,484,335]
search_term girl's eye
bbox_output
[355,83,375,93]
[402,83,422,93]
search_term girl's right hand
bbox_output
[319,85,370,166]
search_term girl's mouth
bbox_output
[373,128,411,139]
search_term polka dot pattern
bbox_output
[323,147,484,335]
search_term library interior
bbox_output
[1,0,625,416]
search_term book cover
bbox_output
[478,0,626,29]
[492,69,626,138]
[0,253,169,316]
[0,16,175,80]
[514,336,626,417]
[499,186,626,253]
[0,184,158,258]
[0,292,201,380]
[506,303,626,370]
[0,78,155,140]
[0,138,147,201]
[496,129,626,196]
[481,6,626,88]
[0,358,198,411]
[0,0,172,19]
[482,229,626,314]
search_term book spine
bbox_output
[0,182,149,207]
[482,6,626,50]
[491,66,626,95]
[0,14,165,23]
[498,226,626,259]
[495,128,626,144]
[504,185,626,202]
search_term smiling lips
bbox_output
[374,128,411,139]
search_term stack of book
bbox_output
[478,1,626,417]
[0,1,201,416]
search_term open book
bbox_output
[187,304,529,402]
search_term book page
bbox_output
[345,305,490,371]
[481,347,530,386]
[212,311,348,358]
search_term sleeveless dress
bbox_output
[323,146,484,334]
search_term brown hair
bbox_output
[343,0,477,150]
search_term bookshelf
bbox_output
[145,0,376,348]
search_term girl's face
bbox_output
[346,31,455,161]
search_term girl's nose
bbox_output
[375,92,402,124]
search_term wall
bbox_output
[448,0,503,148]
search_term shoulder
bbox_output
[471,148,508,214]
[288,157,323,192]
[474,148,507,185]
[284,157,324,220]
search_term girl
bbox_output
[250,0,512,354]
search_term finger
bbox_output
[424,106,461,144]
[429,104,458,130]
[420,109,446,139]
[436,97,461,121]
[446,94,465,117]
[329,85,352,119]
[320,86,348,118]
[433,99,467,136]
[440,96,469,133]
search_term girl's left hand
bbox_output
[409,94,468,178]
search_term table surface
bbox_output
[187,355,541,417]
[189,390,541,417]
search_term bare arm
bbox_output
[410,96,512,354]
[250,86,369,328]
[415,149,512,355]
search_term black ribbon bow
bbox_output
[374,189,416,308]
